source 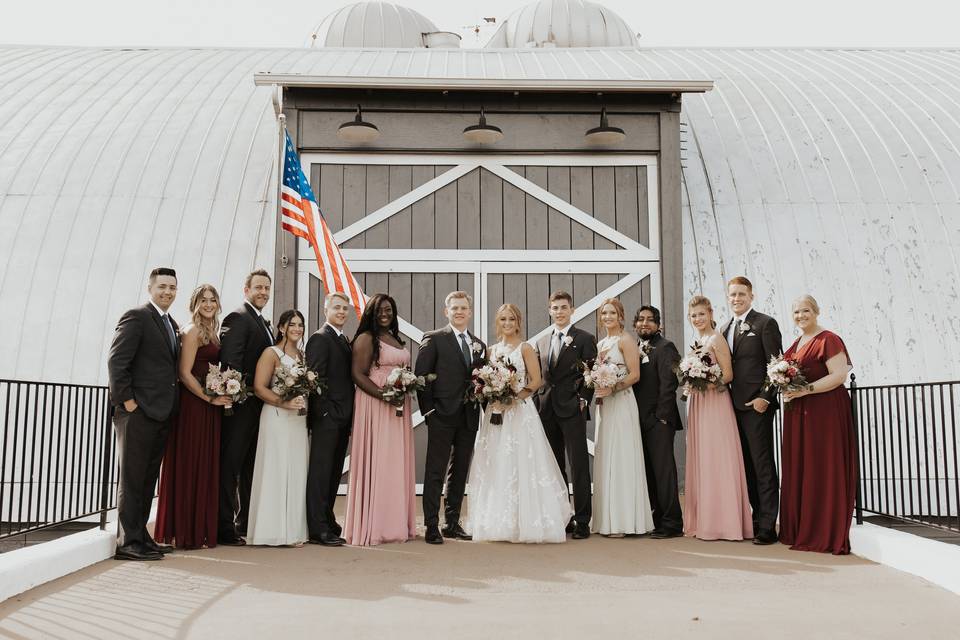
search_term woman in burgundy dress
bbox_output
[155,285,231,549]
[779,294,856,555]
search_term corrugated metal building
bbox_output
[1,43,958,387]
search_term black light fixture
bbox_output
[462,107,503,144]
[337,105,380,143]
[585,107,626,145]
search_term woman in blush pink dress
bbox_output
[343,293,417,546]
[683,295,753,541]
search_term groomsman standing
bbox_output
[305,292,354,546]
[722,276,783,545]
[217,269,274,545]
[107,267,180,560]
[534,291,597,540]
[415,291,486,545]
[632,305,684,539]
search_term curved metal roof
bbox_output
[308,2,438,48]
[485,0,639,49]
[0,46,957,385]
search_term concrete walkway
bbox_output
[1,526,958,639]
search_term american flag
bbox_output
[280,132,366,315]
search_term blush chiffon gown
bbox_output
[683,344,753,541]
[343,340,417,546]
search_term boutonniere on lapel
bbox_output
[562,335,574,347]
[471,341,483,355]
[639,340,654,363]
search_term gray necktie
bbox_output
[550,331,562,367]
[162,314,176,354]
[733,319,742,350]
[459,333,472,366]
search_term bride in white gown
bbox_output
[466,304,572,544]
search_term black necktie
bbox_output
[733,319,742,350]
[162,314,176,354]
[459,333,472,366]
[260,316,273,344]
[341,333,350,348]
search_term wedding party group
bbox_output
[106,267,857,564]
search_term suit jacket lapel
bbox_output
[246,303,271,345]
[555,327,575,368]
[325,324,350,354]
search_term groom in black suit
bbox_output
[632,305,684,538]
[534,291,597,539]
[721,276,783,545]
[217,269,274,545]
[415,291,486,545]
[107,267,180,560]
[305,292,355,547]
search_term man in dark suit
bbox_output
[304,292,354,547]
[721,276,783,545]
[217,269,274,545]
[533,291,598,540]
[415,291,486,545]
[107,267,181,561]
[632,305,684,539]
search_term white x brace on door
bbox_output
[296,153,661,479]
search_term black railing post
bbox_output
[850,373,864,525]
[98,401,114,531]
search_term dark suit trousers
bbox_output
[422,409,476,527]
[639,416,683,532]
[735,407,780,531]
[219,400,262,537]
[113,408,171,549]
[306,416,351,536]
[541,406,591,525]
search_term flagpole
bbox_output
[273,84,288,270]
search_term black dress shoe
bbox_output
[572,523,591,540]
[425,525,444,544]
[331,523,343,537]
[441,523,472,540]
[145,540,175,554]
[308,532,345,547]
[114,546,163,561]
[565,520,576,534]
[753,529,778,545]
[649,528,684,539]
[217,535,246,546]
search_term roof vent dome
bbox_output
[309,1,440,48]
[484,0,638,48]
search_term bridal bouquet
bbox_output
[202,364,250,416]
[582,357,626,406]
[676,341,725,399]
[382,366,436,417]
[763,355,811,402]
[271,361,323,416]
[466,357,523,425]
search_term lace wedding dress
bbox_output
[466,343,572,543]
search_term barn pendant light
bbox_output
[585,107,626,145]
[462,107,503,144]
[337,105,380,143]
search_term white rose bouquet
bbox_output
[676,341,725,399]
[202,364,250,416]
[466,357,523,425]
[271,361,323,416]
[381,366,436,417]
[582,356,626,406]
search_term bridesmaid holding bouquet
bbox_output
[779,294,856,555]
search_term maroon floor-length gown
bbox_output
[779,330,857,555]
[155,341,221,549]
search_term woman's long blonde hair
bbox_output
[494,303,524,341]
[188,284,222,346]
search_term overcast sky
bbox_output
[1,0,957,49]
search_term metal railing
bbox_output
[0,379,116,540]
[852,378,959,532]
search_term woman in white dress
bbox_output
[592,298,655,537]
[246,309,310,547]
[467,303,572,543]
